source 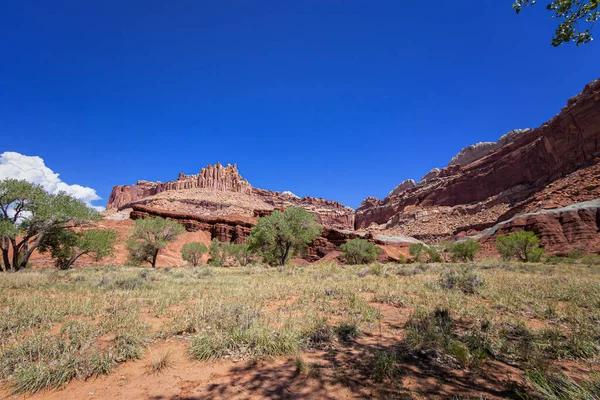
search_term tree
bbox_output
[513,0,599,46]
[0,179,100,271]
[208,238,223,267]
[340,238,381,264]
[409,243,426,263]
[181,242,208,266]
[223,243,254,267]
[496,231,545,262]
[39,228,118,270]
[448,239,481,262]
[247,207,322,266]
[126,217,185,268]
[426,246,442,263]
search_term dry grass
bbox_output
[1,261,599,396]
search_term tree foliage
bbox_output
[448,239,481,262]
[126,217,185,267]
[208,238,223,267]
[39,228,118,270]
[223,243,254,267]
[181,242,208,266]
[513,0,599,46]
[409,243,426,263]
[340,238,381,265]
[496,231,545,262]
[247,207,322,266]
[0,179,100,271]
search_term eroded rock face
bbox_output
[477,200,600,255]
[388,179,416,197]
[356,78,600,238]
[108,164,251,208]
[107,163,355,230]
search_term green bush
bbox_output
[340,238,381,264]
[426,246,442,263]
[181,242,208,266]
[208,238,223,267]
[496,231,545,262]
[448,239,481,262]
[409,243,426,262]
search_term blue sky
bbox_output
[1,1,598,209]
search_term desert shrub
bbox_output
[426,246,442,262]
[409,243,426,262]
[439,265,484,294]
[370,350,398,382]
[406,307,454,350]
[496,231,545,262]
[396,254,407,264]
[335,321,361,341]
[340,238,381,264]
[181,242,208,266]
[448,239,481,262]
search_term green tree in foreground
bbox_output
[127,217,185,267]
[409,243,426,263]
[496,231,545,262]
[448,239,481,262]
[426,246,442,263]
[39,228,118,270]
[513,0,599,46]
[247,207,322,266]
[181,242,208,266]
[340,238,381,264]
[0,179,100,271]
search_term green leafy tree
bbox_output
[496,231,545,262]
[181,242,208,266]
[223,243,254,267]
[208,238,223,267]
[340,238,382,265]
[448,239,481,262]
[0,179,100,271]
[247,207,322,266]
[513,0,599,46]
[126,217,185,267]
[409,243,426,263]
[39,228,118,270]
[426,246,442,263]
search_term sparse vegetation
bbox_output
[1,260,599,397]
[340,238,381,264]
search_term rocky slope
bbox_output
[356,78,600,254]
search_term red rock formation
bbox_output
[107,163,251,209]
[130,204,254,244]
[107,163,354,230]
[356,79,600,238]
[477,200,600,255]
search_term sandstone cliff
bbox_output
[107,163,355,230]
[356,78,600,253]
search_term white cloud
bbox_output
[0,152,105,211]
